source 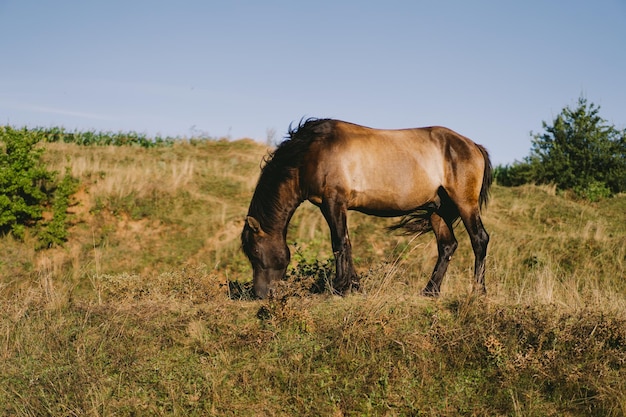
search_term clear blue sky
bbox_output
[1,1,625,164]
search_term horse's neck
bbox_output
[273,178,303,238]
[252,176,302,238]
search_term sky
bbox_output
[1,1,625,165]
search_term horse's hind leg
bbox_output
[459,207,489,294]
[422,212,458,297]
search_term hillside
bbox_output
[1,139,625,415]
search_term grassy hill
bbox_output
[1,138,625,415]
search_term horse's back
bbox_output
[302,121,485,213]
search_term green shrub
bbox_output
[493,161,533,186]
[495,96,626,199]
[0,126,79,246]
[39,167,79,248]
[286,247,334,295]
[33,126,176,147]
[0,127,53,238]
[529,97,626,195]
[573,180,612,202]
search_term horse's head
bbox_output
[241,216,290,298]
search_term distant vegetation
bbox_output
[1,123,625,414]
[22,125,178,147]
[0,125,219,246]
[495,96,626,200]
[3,96,623,249]
[1,100,625,414]
[0,126,78,246]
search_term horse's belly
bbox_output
[306,143,443,211]
[349,189,428,212]
[349,175,439,212]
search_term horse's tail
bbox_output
[476,144,493,211]
[388,209,434,236]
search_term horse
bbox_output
[241,118,492,299]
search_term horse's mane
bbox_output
[246,118,334,233]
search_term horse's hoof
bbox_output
[472,284,487,295]
[332,288,346,297]
[331,284,348,297]
[421,288,440,297]
[332,278,360,296]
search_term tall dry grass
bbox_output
[45,142,196,203]
[21,140,265,284]
[287,183,625,314]
[0,139,625,415]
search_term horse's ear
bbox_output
[246,216,264,235]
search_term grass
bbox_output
[1,132,625,415]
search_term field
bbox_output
[1,138,625,416]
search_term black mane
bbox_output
[245,118,334,234]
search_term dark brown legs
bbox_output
[422,204,489,297]
[320,195,488,298]
[321,197,359,295]
[460,209,489,294]
[422,212,458,296]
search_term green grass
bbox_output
[0,129,625,415]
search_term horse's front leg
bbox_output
[320,198,358,295]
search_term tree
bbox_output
[0,127,53,238]
[495,97,626,199]
[0,126,78,245]
[530,96,625,194]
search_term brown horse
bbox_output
[242,118,492,299]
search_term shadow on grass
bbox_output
[225,280,256,301]
[226,258,335,301]
[225,275,332,301]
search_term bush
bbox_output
[0,126,78,245]
[0,127,53,238]
[530,97,625,195]
[34,126,176,147]
[493,162,533,186]
[39,167,79,248]
[495,96,626,199]
[573,180,612,202]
